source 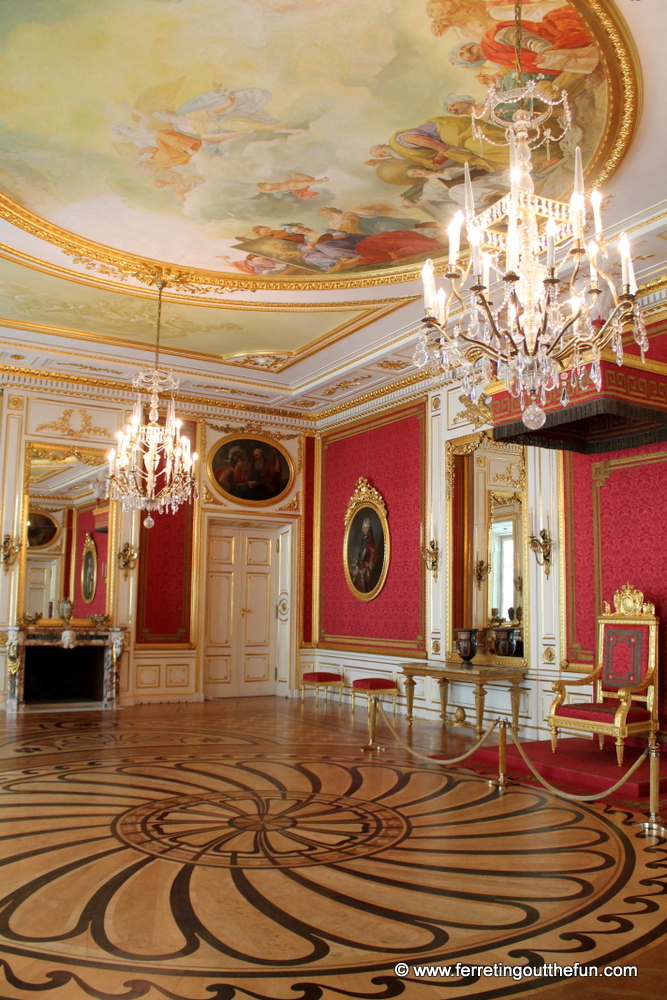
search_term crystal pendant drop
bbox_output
[413,340,428,368]
[522,402,547,430]
[560,385,570,407]
[144,515,155,529]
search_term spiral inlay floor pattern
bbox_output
[0,700,665,1000]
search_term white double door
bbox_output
[203,522,280,698]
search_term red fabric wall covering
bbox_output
[136,502,193,643]
[319,403,425,653]
[72,506,107,617]
[563,441,667,724]
[135,420,197,644]
[301,435,316,645]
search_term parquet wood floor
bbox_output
[0,697,664,999]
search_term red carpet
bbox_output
[432,737,667,804]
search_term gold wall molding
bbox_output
[453,392,493,429]
[35,408,109,439]
[278,493,300,512]
[206,420,301,441]
[7,394,23,409]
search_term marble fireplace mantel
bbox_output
[6,624,126,713]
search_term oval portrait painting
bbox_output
[81,533,98,606]
[344,505,390,602]
[208,436,294,506]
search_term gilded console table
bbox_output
[400,661,528,734]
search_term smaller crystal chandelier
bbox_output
[105,280,198,527]
[413,2,647,430]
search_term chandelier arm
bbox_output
[594,261,623,306]
[543,310,582,357]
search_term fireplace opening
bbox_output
[24,646,105,703]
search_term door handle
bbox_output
[240,608,252,617]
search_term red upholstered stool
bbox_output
[301,671,344,704]
[351,677,399,714]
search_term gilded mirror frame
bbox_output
[445,431,528,666]
[18,443,117,622]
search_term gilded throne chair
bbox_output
[548,583,659,766]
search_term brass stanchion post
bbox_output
[636,737,667,834]
[489,717,509,790]
[361,694,385,752]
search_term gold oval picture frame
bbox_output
[207,434,295,508]
[343,478,390,602]
[81,533,98,605]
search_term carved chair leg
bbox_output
[615,738,625,767]
[550,727,558,754]
[301,684,305,702]
[351,690,356,712]
[598,734,604,750]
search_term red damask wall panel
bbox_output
[563,441,667,723]
[319,404,425,655]
[71,506,107,617]
[301,435,316,645]
[135,420,196,644]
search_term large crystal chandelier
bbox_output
[105,280,198,527]
[413,3,647,430]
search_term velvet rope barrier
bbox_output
[507,727,649,802]
[375,700,498,764]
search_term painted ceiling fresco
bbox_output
[0,0,626,284]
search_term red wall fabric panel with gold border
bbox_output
[319,403,426,656]
[135,420,196,645]
[562,441,667,724]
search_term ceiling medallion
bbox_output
[104,281,197,527]
[414,1,646,430]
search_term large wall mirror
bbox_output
[446,431,527,664]
[19,444,115,621]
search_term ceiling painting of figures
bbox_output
[0,0,635,286]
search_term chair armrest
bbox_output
[551,664,601,695]
[549,666,601,720]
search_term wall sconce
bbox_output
[1,535,20,573]
[117,542,138,577]
[529,528,553,578]
[474,557,490,589]
[421,540,440,580]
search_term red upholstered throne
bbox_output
[548,583,659,765]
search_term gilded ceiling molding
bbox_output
[0,243,417,308]
[0,193,440,292]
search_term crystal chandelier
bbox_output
[413,3,647,430]
[105,280,198,527]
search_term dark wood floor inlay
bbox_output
[114,789,409,867]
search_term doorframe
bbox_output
[196,510,299,699]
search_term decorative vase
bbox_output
[493,629,517,657]
[56,599,73,623]
[455,628,478,667]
